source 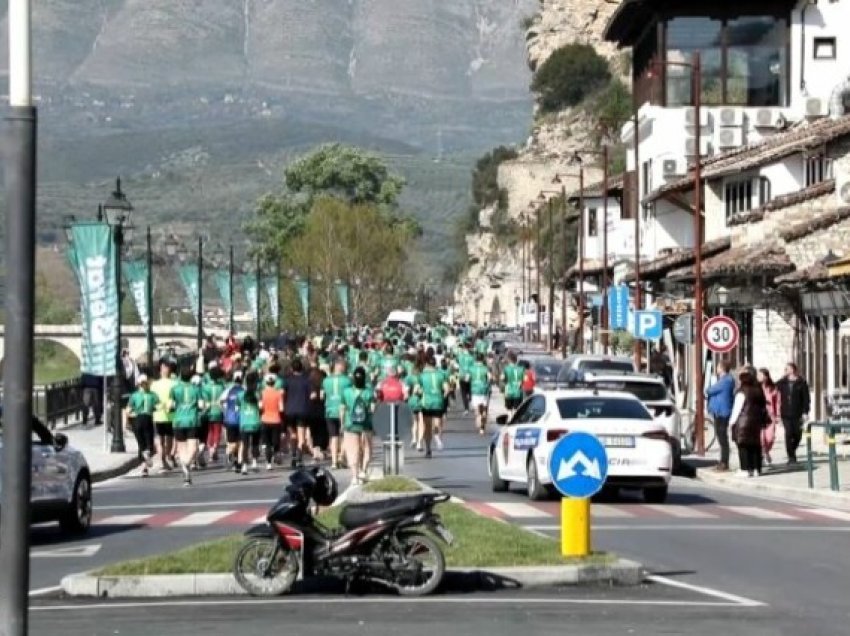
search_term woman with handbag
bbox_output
[758,368,780,468]
[730,369,767,478]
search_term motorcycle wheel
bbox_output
[389,531,446,597]
[233,537,299,597]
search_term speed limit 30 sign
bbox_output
[702,315,740,353]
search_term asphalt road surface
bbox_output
[28,403,850,635]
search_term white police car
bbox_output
[488,389,672,503]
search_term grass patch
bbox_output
[362,476,423,493]
[97,500,613,576]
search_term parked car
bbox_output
[580,371,682,470]
[0,416,92,534]
[519,356,564,391]
[488,389,672,502]
[556,355,637,386]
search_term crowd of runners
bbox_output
[124,325,534,486]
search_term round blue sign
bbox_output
[547,432,609,498]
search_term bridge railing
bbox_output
[34,377,85,429]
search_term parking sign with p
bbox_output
[633,310,663,341]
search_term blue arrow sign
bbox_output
[548,432,608,499]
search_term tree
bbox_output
[532,43,611,113]
[284,144,405,208]
[471,146,518,210]
[244,194,309,260]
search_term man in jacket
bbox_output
[705,360,735,471]
[776,362,811,465]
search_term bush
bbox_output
[471,146,519,209]
[590,79,633,133]
[532,43,611,113]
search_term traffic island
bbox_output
[61,477,644,597]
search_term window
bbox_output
[805,155,834,187]
[664,16,789,107]
[814,37,837,60]
[724,176,771,219]
[587,208,598,237]
[588,380,669,402]
[556,397,652,421]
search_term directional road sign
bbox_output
[607,284,629,331]
[703,315,740,353]
[633,310,663,341]
[548,432,609,499]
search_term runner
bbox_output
[321,358,352,470]
[260,373,284,470]
[457,341,474,415]
[239,371,263,474]
[202,366,226,463]
[420,355,448,459]
[125,374,158,476]
[168,366,203,486]
[150,360,176,473]
[221,371,245,472]
[502,351,525,418]
[469,353,492,435]
[283,357,311,468]
[340,367,376,485]
[404,354,424,450]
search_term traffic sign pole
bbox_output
[561,497,591,557]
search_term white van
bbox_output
[385,310,424,330]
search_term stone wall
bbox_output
[783,215,850,268]
[751,306,796,379]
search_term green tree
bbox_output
[471,146,518,210]
[244,194,309,260]
[284,144,405,207]
[532,43,611,113]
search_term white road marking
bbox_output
[647,574,766,608]
[643,505,715,518]
[28,586,62,597]
[98,514,153,526]
[449,496,465,504]
[32,544,101,558]
[486,502,545,517]
[253,515,268,524]
[720,506,796,520]
[168,511,234,527]
[524,524,850,532]
[96,499,274,511]
[591,504,634,518]
[801,508,850,522]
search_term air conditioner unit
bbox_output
[685,138,712,157]
[718,107,743,127]
[685,107,710,128]
[662,158,686,178]
[716,127,744,148]
[754,108,777,128]
[806,97,828,118]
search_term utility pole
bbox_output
[633,108,643,369]
[601,144,610,355]
[536,203,542,343]
[197,236,204,349]
[146,226,154,371]
[577,169,585,354]
[547,197,555,352]
[693,52,706,456]
[0,2,36,634]
[228,244,235,334]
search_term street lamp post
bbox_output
[197,237,204,349]
[552,171,583,357]
[538,190,563,352]
[256,256,262,342]
[102,177,134,454]
[228,245,235,334]
[146,226,154,372]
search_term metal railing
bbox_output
[33,377,85,429]
[805,421,850,491]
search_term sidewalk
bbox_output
[61,423,140,483]
[688,424,850,511]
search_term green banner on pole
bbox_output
[68,222,118,376]
[243,274,259,327]
[214,270,232,318]
[177,264,200,323]
[335,281,350,321]
[122,260,151,332]
[264,275,279,327]
[294,278,310,323]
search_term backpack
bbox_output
[351,390,368,425]
[223,385,244,427]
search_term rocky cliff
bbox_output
[454,0,622,325]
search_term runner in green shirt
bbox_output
[238,372,263,475]
[501,351,525,417]
[457,343,475,415]
[420,357,448,458]
[125,376,159,475]
[168,367,204,485]
[202,367,227,462]
[340,368,377,485]
[321,359,353,469]
[404,360,424,451]
[469,354,492,435]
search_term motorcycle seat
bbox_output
[339,495,431,528]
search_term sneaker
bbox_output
[434,435,444,450]
[190,462,199,471]
[330,462,339,470]
[183,477,192,487]
[290,457,298,469]
[410,439,417,449]
[736,470,748,477]
[425,450,432,459]
[241,464,249,475]
[416,442,423,452]
[358,470,369,482]
[197,454,207,469]
[234,463,242,474]
[181,462,190,480]
[158,465,171,474]
[141,466,149,477]
[251,459,258,472]
[464,410,470,417]
[352,477,363,486]
[142,450,153,468]
[266,463,273,471]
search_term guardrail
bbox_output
[805,421,850,491]
[33,377,85,429]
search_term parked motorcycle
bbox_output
[233,467,454,597]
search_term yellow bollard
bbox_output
[561,497,590,557]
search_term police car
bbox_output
[488,389,672,503]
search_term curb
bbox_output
[695,466,850,511]
[92,457,142,483]
[60,559,644,598]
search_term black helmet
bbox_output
[312,468,338,507]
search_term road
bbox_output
[29,404,850,635]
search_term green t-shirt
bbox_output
[502,364,524,399]
[238,392,262,432]
[457,350,475,380]
[347,347,361,371]
[474,339,489,356]
[420,368,446,411]
[128,389,159,416]
[203,380,226,421]
[470,363,491,396]
[378,354,400,381]
[342,386,375,432]
[405,373,422,411]
[322,373,353,419]
[169,381,203,429]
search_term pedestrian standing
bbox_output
[730,369,768,477]
[125,374,158,476]
[705,360,735,472]
[758,368,780,468]
[776,362,811,465]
